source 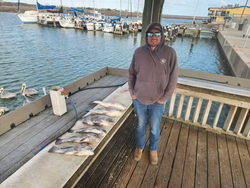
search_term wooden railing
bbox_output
[164,76,250,139]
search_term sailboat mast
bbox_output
[192,0,199,24]
[137,0,140,21]
[120,0,121,17]
[93,0,95,13]
[17,0,20,12]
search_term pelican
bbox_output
[20,83,38,95]
[0,88,16,99]
[0,107,9,112]
[42,87,46,95]
[0,109,4,117]
[22,92,34,106]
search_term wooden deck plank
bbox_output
[97,124,137,187]
[0,76,127,183]
[140,119,173,188]
[75,114,136,188]
[236,138,250,187]
[226,135,246,188]
[195,128,208,188]
[207,132,220,188]
[114,124,151,188]
[168,123,189,188]
[126,121,165,188]
[217,134,234,188]
[154,121,182,188]
[181,125,198,188]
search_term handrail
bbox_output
[164,76,250,139]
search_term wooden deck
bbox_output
[75,115,250,188]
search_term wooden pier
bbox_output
[1,67,250,187]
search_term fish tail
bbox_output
[92,101,99,104]
[85,107,92,111]
[48,146,58,153]
[68,130,74,133]
[55,139,63,145]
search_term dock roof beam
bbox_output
[141,0,165,46]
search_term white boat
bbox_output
[102,23,115,33]
[38,13,62,27]
[17,11,38,24]
[59,16,75,28]
[85,21,104,31]
[85,10,105,22]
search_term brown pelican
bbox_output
[0,109,4,117]
[20,83,38,95]
[22,92,34,106]
[0,88,16,99]
[0,107,9,112]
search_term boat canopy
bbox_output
[110,17,121,22]
[37,2,56,10]
[47,6,63,13]
[70,7,84,13]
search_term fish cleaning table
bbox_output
[0,67,133,187]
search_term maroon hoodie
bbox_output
[128,22,178,105]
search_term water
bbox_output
[0,12,232,127]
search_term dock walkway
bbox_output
[75,115,250,188]
[218,30,250,79]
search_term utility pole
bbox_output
[240,0,249,23]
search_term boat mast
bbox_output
[192,0,199,24]
[120,0,121,17]
[137,0,140,22]
[17,0,20,12]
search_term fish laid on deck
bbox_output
[80,114,115,127]
[55,133,100,145]
[48,145,94,156]
[87,108,123,117]
[92,101,126,110]
[69,126,107,136]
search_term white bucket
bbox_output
[50,86,67,116]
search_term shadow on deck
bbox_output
[75,113,250,188]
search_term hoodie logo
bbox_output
[160,58,166,64]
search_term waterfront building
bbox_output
[208,4,250,23]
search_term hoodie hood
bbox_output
[145,22,165,51]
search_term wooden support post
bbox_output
[134,29,138,39]
[191,31,196,46]
[182,27,186,37]
[94,22,96,31]
[53,18,56,27]
[197,28,201,38]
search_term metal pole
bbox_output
[150,0,154,23]
[240,0,248,23]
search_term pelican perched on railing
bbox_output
[0,109,4,117]
[20,83,38,96]
[0,88,16,99]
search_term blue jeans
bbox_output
[132,99,164,151]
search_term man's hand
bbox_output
[157,99,164,104]
[131,95,137,99]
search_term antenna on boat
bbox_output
[192,0,199,24]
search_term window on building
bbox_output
[215,11,221,16]
[221,11,226,16]
[208,10,214,15]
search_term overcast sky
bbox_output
[9,0,250,16]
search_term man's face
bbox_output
[147,29,161,49]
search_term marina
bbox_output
[1,1,250,187]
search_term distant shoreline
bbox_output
[0,2,205,20]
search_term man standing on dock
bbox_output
[128,22,178,165]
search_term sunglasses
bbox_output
[147,32,161,37]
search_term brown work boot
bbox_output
[149,150,158,165]
[134,147,143,161]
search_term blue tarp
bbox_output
[70,7,84,13]
[37,2,56,10]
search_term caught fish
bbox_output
[69,126,107,136]
[80,114,115,127]
[55,133,100,145]
[87,108,123,117]
[48,145,94,156]
[92,101,126,111]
